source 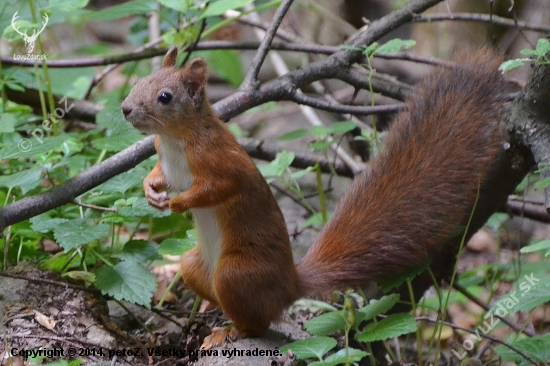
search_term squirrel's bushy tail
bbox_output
[297,50,508,297]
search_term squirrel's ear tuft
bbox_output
[163,47,178,68]
[182,58,207,107]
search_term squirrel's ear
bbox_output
[182,58,207,106]
[163,47,178,68]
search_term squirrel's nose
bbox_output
[121,105,132,117]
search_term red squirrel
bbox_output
[121,48,507,339]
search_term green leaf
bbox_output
[499,59,526,73]
[310,126,330,137]
[158,0,191,12]
[0,168,42,193]
[301,212,325,229]
[520,239,550,255]
[309,140,333,151]
[53,219,110,250]
[325,121,357,135]
[258,151,295,177]
[280,337,336,360]
[203,50,244,87]
[322,348,369,365]
[375,38,416,54]
[63,270,95,283]
[534,176,550,190]
[43,251,83,271]
[101,168,148,194]
[535,38,550,57]
[113,240,160,263]
[485,212,509,231]
[490,271,550,315]
[30,216,68,233]
[87,0,157,21]
[92,123,144,152]
[0,113,16,132]
[356,313,417,343]
[279,129,309,141]
[305,311,348,336]
[495,333,550,364]
[118,198,171,218]
[48,0,89,11]
[158,238,195,255]
[199,0,255,18]
[290,166,315,179]
[358,294,399,322]
[96,261,157,308]
[0,135,67,160]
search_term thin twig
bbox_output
[452,282,535,337]
[240,0,295,90]
[414,12,550,33]
[73,200,116,212]
[289,92,403,115]
[416,316,539,364]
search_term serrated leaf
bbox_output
[30,216,68,233]
[358,294,399,323]
[280,337,336,360]
[53,219,110,250]
[96,261,157,308]
[114,240,160,263]
[87,0,156,20]
[0,167,42,193]
[158,238,195,255]
[494,333,550,363]
[305,311,347,336]
[92,124,144,152]
[356,313,417,343]
[101,168,148,194]
[199,0,255,18]
[491,271,550,315]
[118,197,171,218]
[0,135,66,160]
[279,129,309,141]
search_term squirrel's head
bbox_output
[121,47,208,135]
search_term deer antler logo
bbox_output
[11,11,49,54]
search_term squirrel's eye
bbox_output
[158,92,173,104]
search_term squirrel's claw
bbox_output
[200,326,239,350]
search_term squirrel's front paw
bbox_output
[146,189,170,210]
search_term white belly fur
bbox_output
[158,135,222,272]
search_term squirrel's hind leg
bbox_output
[180,246,218,304]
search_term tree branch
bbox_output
[0,0,446,233]
[240,0,295,90]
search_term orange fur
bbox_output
[122,48,508,338]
